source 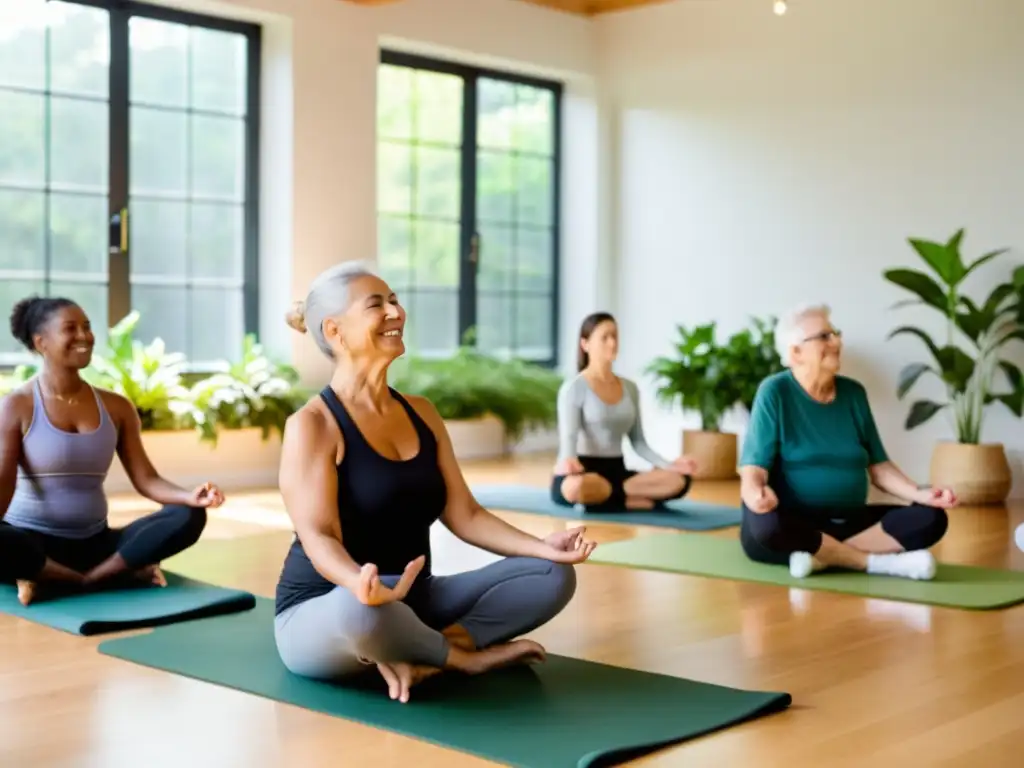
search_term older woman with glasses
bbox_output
[738,303,956,581]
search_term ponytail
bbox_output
[576,311,616,372]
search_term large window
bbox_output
[376,51,561,365]
[0,0,259,365]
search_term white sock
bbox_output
[866,550,937,581]
[1015,523,1024,553]
[789,551,826,579]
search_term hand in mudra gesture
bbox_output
[543,526,597,563]
[355,555,426,606]
[189,481,225,508]
[743,484,778,514]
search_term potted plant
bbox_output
[1,310,308,492]
[884,228,1024,504]
[388,338,563,460]
[646,317,783,480]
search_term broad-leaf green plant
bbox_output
[646,317,784,432]
[80,311,189,430]
[183,334,309,444]
[0,365,38,396]
[0,311,308,443]
[884,228,1024,444]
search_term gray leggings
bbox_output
[273,556,577,680]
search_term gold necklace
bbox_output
[42,381,81,406]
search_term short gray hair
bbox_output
[776,302,832,366]
[285,261,377,358]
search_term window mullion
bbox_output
[108,5,131,327]
[459,72,478,346]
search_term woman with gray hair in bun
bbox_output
[738,302,956,581]
[273,262,593,704]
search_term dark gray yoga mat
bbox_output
[471,483,740,530]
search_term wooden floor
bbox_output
[3,453,1024,767]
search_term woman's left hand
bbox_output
[188,482,226,508]
[670,455,699,475]
[541,526,597,563]
[915,486,958,509]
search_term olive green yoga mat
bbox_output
[0,573,256,635]
[589,534,1024,610]
[471,483,740,531]
[98,598,791,767]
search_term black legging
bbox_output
[551,455,692,511]
[0,505,207,582]
[740,501,949,565]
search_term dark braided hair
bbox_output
[9,296,78,352]
[577,311,616,371]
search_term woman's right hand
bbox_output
[742,483,779,514]
[554,456,584,476]
[354,555,425,606]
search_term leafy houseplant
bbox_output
[182,335,309,445]
[0,310,306,445]
[388,341,563,454]
[646,317,783,479]
[884,228,1024,503]
[83,311,191,431]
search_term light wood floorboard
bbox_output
[2,452,1023,767]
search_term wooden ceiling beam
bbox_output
[516,0,675,15]
[339,0,675,16]
[338,0,405,7]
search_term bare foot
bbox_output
[376,661,442,703]
[133,564,167,587]
[442,623,476,652]
[626,496,655,510]
[462,638,546,675]
[16,580,36,606]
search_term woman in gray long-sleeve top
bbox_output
[551,312,698,511]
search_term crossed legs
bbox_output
[274,557,577,701]
[740,502,949,580]
[0,505,207,604]
[556,469,691,511]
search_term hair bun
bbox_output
[285,300,308,333]
[10,296,43,350]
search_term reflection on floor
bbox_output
[6,451,1024,767]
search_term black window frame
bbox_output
[378,49,562,368]
[0,0,261,370]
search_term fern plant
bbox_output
[389,343,563,442]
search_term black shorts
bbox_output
[550,455,690,510]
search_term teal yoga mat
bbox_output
[472,483,741,530]
[590,534,1024,610]
[99,598,791,767]
[0,572,256,635]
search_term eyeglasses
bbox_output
[802,329,842,343]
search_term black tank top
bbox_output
[274,386,448,615]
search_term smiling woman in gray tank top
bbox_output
[551,312,698,511]
[0,296,225,606]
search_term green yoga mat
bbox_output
[0,572,256,635]
[472,483,740,531]
[589,534,1024,610]
[98,598,791,767]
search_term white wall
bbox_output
[597,0,1024,493]
[152,0,604,382]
